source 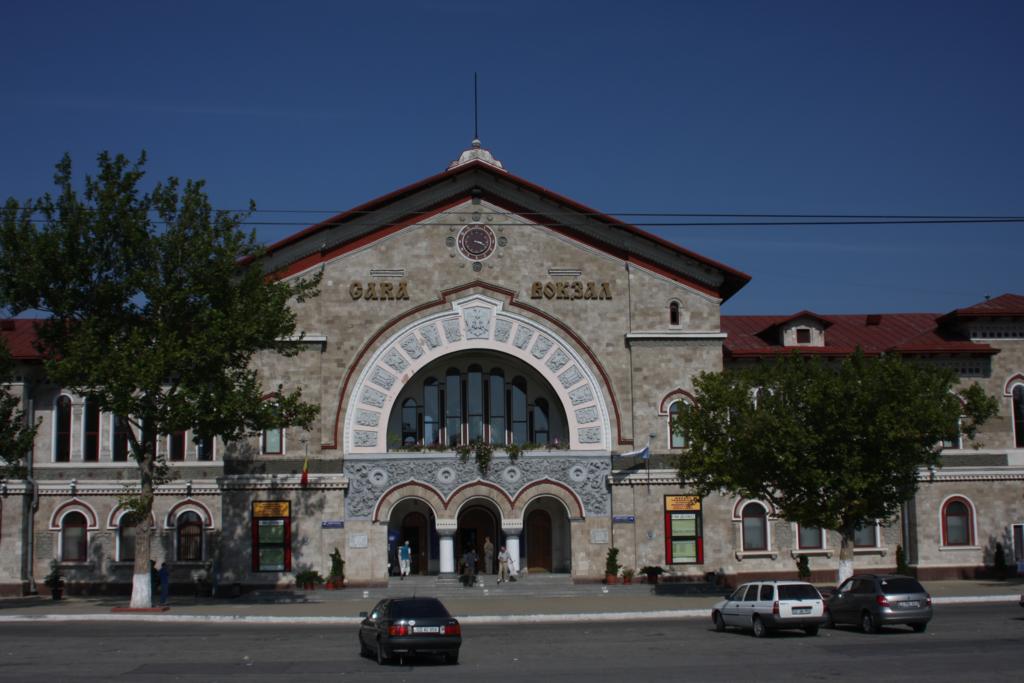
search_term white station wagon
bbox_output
[711,580,826,637]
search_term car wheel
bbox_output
[804,625,819,636]
[359,639,372,658]
[752,615,768,638]
[445,651,460,665]
[911,622,928,633]
[860,611,879,634]
[713,611,726,633]
[824,610,836,629]
[376,640,387,665]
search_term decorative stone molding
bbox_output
[346,455,610,520]
[344,294,612,452]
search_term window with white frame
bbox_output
[797,524,825,550]
[61,511,88,562]
[1013,384,1024,448]
[1013,524,1023,565]
[168,430,186,461]
[941,497,974,546]
[83,398,100,462]
[741,502,769,551]
[262,426,283,455]
[112,415,131,462]
[54,395,72,462]
[176,511,204,561]
[118,514,138,562]
[853,521,878,548]
[668,399,689,449]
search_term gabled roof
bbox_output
[0,319,43,361]
[722,312,996,359]
[258,155,751,301]
[938,293,1024,323]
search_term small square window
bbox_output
[796,328,811,344]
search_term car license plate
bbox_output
[413,626,440,633]
[793,607,811,614]
[898,601,919,608]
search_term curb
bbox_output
[0,595,1016,625]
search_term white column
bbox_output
[505,534,521,575]
[439,532,456,575]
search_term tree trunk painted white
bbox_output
[131,572,152,608]
[129,441,157,609]
[837,531,855,584]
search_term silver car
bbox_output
[712,580,826,637]
[825,574,932,633]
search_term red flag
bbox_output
[300,458,309,488]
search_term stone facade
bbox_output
[2,144,1022,595]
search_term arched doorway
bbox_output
[388,498,437,575]
[456,504,500,575]
[522,497,572,573]
[526,509,552,572]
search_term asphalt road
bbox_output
[1,604,1021,681]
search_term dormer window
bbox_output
[796,328,811,344]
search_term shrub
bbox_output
[605,547,621,577]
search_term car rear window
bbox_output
[778,584,821,600]
[390,599,451,619]
[879,578,925,595]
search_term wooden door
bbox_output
[526,509,552,572]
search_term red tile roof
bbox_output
[0,319,42,360]
[939,293,1024,321]
[722,312,995,358]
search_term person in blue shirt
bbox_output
[398,541,411,580]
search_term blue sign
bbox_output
[612,515,636,523]
[321,520,345,529]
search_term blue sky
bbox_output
[2,1,1021,315]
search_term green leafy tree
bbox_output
[675,351,997,582]
[0,152,321,607]
[0,343,39,478]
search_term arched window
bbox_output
[669,301,680,327]
[741,503,768,551]
[510,377,528,445]
[112,415,131,462]
[668,399,689,449]
[532,398,550,444]
[83,398,100,462]
[118,514,138,562]
[942,498,974,546]
[176,511,204,561]
[423,378,440,445]
[488,369,506,445]
[467,365,484,442]
[445,368,462,447]
[401,398,419,445]
[61,511,88,562]
[1014,384,1024,448]
[169,431,186,461]
[54,396,72,462]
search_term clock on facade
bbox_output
[456,224,496,261]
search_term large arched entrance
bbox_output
[456,500,501,575]
[387,499,437,575]
[522,497,572,573]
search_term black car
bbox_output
[825,574,932,633]
[359,597,462,665]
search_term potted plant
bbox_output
[641,565,664,585]
[621,567,635,585]
[44,560,64,600]
[605,547,620,584]
[294,569,323,590]
[327,548,345,589]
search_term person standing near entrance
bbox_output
[483,536,494,575]
[497,545,511,584]
[398,541,411,579]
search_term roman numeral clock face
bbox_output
[456,224,496,260]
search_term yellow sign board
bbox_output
[253,501,290,518]
[665,495,701,512]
